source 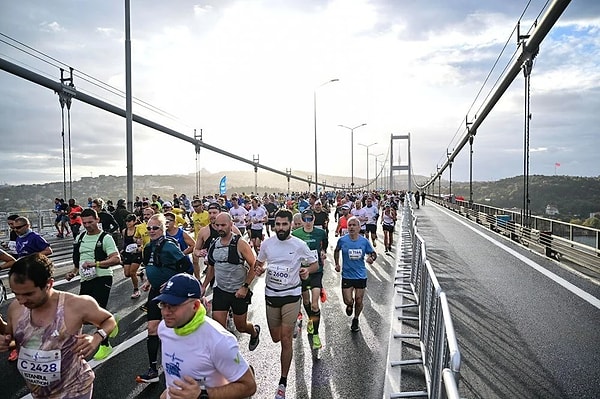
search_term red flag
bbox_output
[555,162,561,167]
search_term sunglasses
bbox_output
[147,226,161,231]
[302,217,314,222]
[12,224,27,229]
[158,299,194,311]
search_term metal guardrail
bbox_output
[388,205,461,399]
[0,209,57,239]
[430,197,600,279]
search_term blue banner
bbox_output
[219,176,227,195]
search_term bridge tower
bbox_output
[389,134,411,192]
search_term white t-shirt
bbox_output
[248,206,267,230]
[363,204,379,225]
[229,206,249,228]
[351,207,368,229]
[159,316,249,396]
[257,235,317,297]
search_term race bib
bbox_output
[267,265,290,287]
[126,243,138,253]
[8,241,16,252]
[17,347,61,387]
[80,261,97,279]
[348,248,363,261]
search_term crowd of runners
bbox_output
[0,189,418,399]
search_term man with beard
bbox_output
[204,213,261,351]
[253,209,318,399]
[1,253,116,399]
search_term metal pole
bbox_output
[358,142,377,192]
[125,0,134,211]
[339,123,366,192]
[314,79,339,195]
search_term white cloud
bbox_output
[0,0,598,187]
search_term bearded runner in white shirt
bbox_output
[253,209,318,399]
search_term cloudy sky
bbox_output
[0,0,598,188]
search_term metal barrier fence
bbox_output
[389,205,461,399]
[0,209,57,240]
[429,197,600,278]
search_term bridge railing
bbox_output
[0,209,58,239]
[429,196,600,277]
[389,205,461,399]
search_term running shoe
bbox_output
[136,367,159,383]
[93,344,112,360]
[320,288,328,303]
[307,319,314,335]
[131,289,141,299]
[351,318,360,332]
[346,300,354,317]
[8,348,18,362]
[312,334,322,350]
[274,384,286,399]
[249,325,261,351]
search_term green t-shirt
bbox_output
[77,232,117,281]
[292,227,328,272]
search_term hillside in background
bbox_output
[1,172,599,220]
[444,175,600,219]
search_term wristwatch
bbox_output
[95,329,108,340]
[198,382,209,399]
[242,282,250,288]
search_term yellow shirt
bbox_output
[192,211,209,238]
[134,223,150,247]
[174,214,187,227]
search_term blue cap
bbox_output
[153,273,202,305]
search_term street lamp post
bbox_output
[314,78,339,194]
[338,123,367,191]
[371,153,384,191]
[358,142,377,192]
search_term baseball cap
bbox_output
[153,273,202,305]
[341,204,350,210]
[302,209,314,217]
[163,201,172,208]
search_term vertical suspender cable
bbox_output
[59,95,67,200]
[522,58,533,228]
[67,95,73,199]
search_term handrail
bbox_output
[388,204,462,398]
[429,196,600,278]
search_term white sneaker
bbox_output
[275,384,286,399]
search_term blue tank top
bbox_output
[167,228,188,251]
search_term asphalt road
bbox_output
[414,202,600,399]
[1,223,399,399]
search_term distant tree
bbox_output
[570,218,583,225]
[582,216,600,229]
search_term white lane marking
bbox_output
[440,208,600,310]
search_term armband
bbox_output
[96,261,101,268]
